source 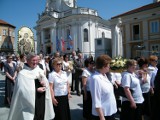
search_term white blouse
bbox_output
[90,71,117,116]
[48,70,68,96]
[121,72,144,103]
[148,65,158,88]
[82,68,93,91]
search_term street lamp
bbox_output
[134,45,145,57]
[134,45,145,50]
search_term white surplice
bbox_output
[8,64,55,120]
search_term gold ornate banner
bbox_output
[18,27,34,54]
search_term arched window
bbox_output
[102,32,105,38]
[84,28,88,42]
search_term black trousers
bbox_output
[153,91,160,120]
[142,92,151,116]
[53,95,71,120]
[83,91,92,119]
[75,77,82,93]
[120,101,143,120]
[92,114,115,120]
[71,73,75,91]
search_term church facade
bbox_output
[35,0,111,57]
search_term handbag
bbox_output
[114,84,133,98]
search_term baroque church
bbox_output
[35,0,111,57]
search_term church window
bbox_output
[151,44,159,51]
[2,29,7,36]
[44,28,50,40]
[150,44,159,56]
[84,28,88,42]
[132,24,140,40]
[102,32,105,38]
[149,20,159,34]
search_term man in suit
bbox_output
[70,51,78,92]
[74,52,84,96]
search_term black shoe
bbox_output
[71,89,75,92]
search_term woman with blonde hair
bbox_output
[120,59,144,120]
[49,57,71,120]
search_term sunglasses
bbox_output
[57,63,62,66]
[153,60,158,63]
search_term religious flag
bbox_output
[67,34,73,49]
[56,36,60,51]
[61,37,65,52]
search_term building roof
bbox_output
[0,19,16,28]
[111,2,160,19]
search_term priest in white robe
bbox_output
[8,53,55,120]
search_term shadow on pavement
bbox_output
[70,109,84,120]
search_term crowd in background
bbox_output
[0,51,159,120]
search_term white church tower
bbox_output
[45,0,76,12]
[35,0,111,57]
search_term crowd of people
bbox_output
[0,51,159,120]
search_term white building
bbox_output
[35,0,111,57]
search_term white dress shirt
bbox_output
[90,71,117,116]
[48,70,68,96]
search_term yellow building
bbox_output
[111,1,160,59]
[0,19,16,54]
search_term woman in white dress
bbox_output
[62,54,73,86]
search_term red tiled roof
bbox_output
[111,2,160,19]
[0,19,16,28]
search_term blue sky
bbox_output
[0,0,153,41]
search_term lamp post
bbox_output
[135,45,145,57]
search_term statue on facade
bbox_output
[45,0,57,11]
[45,0,76,12]
[115,18,123,57]
[63,0,74,7]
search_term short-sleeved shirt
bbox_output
[82,68,93,91]
[121,72,144,103]
[90,71,117,116]
[48,70,68,96]
[148,65,158,88]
